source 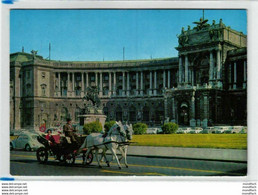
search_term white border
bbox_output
[1,1,257,182]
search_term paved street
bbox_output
[10,151,247,176]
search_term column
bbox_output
[192,70,194,86]
[190,95,196,127]
[243,61,247,89]
[149,71,153,95]
[67,72,70,96]
[113,72,117,96]
[154,71,157,95]
[209,51,214,83]
[126,72,130,96]
[99,72,103,97]
[95,72,98,87]
[233,62,237,89]
[58,72,61,96]
[108,72,112,96]
[122,72,125,96]
[179,56,182,83]
[72,72,75,96]
[168,70,171,89]
[140,71,143,95]
[171,97,176,122]
[228,64,232,89]
[185,55,189,83]
[216,49,221,80]
[163,70,166,89]
[136,72,139,95]
[86,72,89,89]
[81,72,84,97]
[202,96,208,128]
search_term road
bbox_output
[10,151,247,176]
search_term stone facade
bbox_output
[10,19,247,130]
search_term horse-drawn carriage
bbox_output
[36,134,93,165]
[36,122,134,169]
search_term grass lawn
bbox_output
[131,134,247,149]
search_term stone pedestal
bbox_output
[79,114,107,130]
[190,119,196,127]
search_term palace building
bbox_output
[10,18,247,130]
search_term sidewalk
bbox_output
[123,146,247,162]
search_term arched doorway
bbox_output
[179,102,189,126]
[61,107,69,122]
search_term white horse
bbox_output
[78,121,129,169]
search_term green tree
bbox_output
[83,121,103,135]
[133,123,148,135]
[104,120,116,132]
[162,122,178,134]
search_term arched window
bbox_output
[60,107,68,122]
[116,105,122,122]
[143,106,150,122]
[75,107,81,122]
[129,105,136,122]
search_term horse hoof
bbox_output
[107,163,110,167]
[99,166,102,168]
[126,165,128,168]
[119,167,121,170]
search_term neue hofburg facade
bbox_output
[10,19,247,130]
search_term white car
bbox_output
[10,132,43,151]
[214,126,230,134]
[147,128,158,134]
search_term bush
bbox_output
[188,130,196,134]
[104,120,116,132]
[83,121,103,135]
[133,123,148,135]
[161,122,178,134]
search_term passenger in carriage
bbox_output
[45,129,56,146]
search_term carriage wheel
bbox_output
[82,151,93,165]
[59,154,75,165]
[36,147,48,164]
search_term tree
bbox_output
[83,121,103,135]
[104,120,116,132]
[133,123,148,135]
[162,122,178,134]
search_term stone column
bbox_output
[185,55,189,83]
[163,70,166,89]
[140,71,143,95]
[127,72,130,96]
[228,64,232,89]
[109,72,112,97]
[243,61,247,89]
[216,49,221,80]
[192,70,194,86]
[81,72,84,97]
[58,72,61,96]
[154,71,157,95]
[122,72,125,96]
[202,95,208,128]
[190,95,196,127]
[86,72,89,89]
[136,72,139,95]
[179,56,182,83]
[99,72,103,97]
[149,71,153,95]
[209,51,214,83]
[95,72,98,87]
[72,72,75,96]
[113,72,116,96]
[233,62,237,89]
[67,72,70,96]
[168,70,171,89]
[171,97,176,123]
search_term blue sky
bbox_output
[10,9,247,61]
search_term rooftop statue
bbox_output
[193,18,210,31]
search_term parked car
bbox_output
[214,126,230,134]
[147,128,158,134]
[10,131,43,151]
[232,126,243,134]
[194,127,203,133]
